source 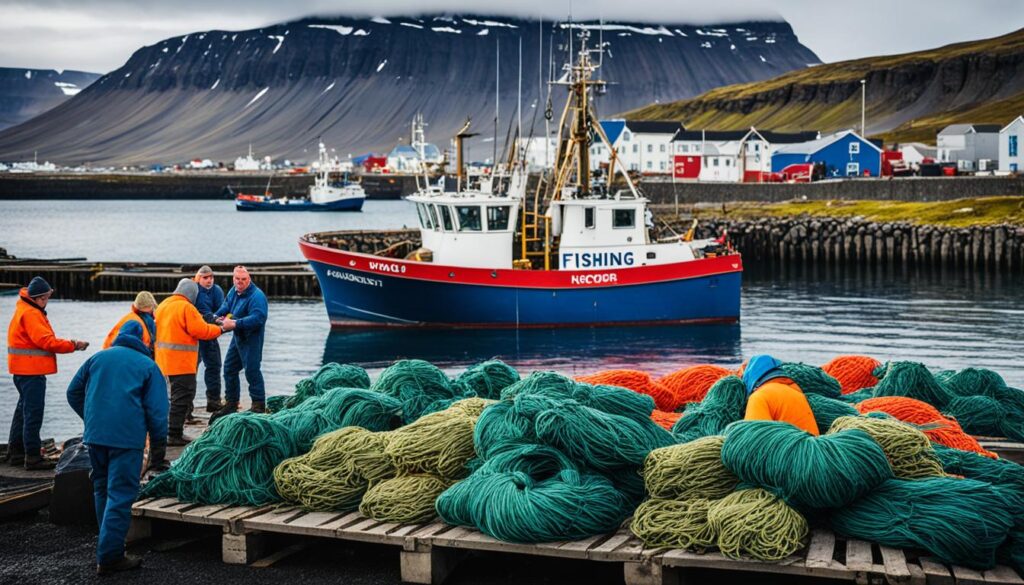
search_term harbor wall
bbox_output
[640,176,1024,204]
[0,173,313,199]
[680,217,1024,273]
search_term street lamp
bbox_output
[860,79,867,136]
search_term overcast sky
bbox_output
[2,0,1022,72]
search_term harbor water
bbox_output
[2,199,1023,442]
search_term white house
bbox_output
[899,142,937,166]
[518,136,559,172]
[670,128,819,182]
[998,116,1023,172]
[936,124,1001,172]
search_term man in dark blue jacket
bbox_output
[67,320,168,575]
[194,265,225,412]
[210,266,268,423]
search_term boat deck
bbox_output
[130,497,1024,585]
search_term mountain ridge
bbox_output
[0,68,100,131]
[0,14,820,165]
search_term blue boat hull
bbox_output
[236,197,364,212]
[308,260,741,328]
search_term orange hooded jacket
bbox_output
[153,294,220,376]
[6,289,76,375]
[102,308,154,350]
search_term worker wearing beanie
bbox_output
[210,266,268,424]
[66,320,167,575]
[154,278,233,445]
[741,354,820,436]
[6,276,88,470]
[102,291,158,352]
[193,266,225,413]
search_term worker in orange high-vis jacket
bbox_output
[741,354,820,436]
[6,276,89,470]
[154,279,234,445]
[101,291,158,353]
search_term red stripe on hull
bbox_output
[299,237,743,290]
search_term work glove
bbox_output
[147,440,169,473]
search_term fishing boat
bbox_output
[234,142,365,211]
[299,34,742,328]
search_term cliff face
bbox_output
[627,28,1024,143]
[0,15,820,165]
[0,68,100,131]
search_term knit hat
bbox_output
[133,291,158,311]
[196,265,214,277]
[742,354,785,396]
[172,278,199,304]
[27,276,53,298]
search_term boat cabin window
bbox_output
[416,203,434,229]
[456,206,482,231]
[438,205,455,231]
[585,207,595,229]
[427,204,441,230]
[487,205,511,231]
[613,209,635,229]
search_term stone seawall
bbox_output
[641,176,1024,204]
[677,217,1024,273]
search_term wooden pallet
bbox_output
[131,498,1024,585]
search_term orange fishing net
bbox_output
[822,355,882,394]
[856,397,997,459]
[658,364,733,404]
[576,369,678,411]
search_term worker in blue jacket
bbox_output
[193,265,225,412]
[66,320,168,575]
[210,266,268,424]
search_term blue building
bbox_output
[771,130,883,177]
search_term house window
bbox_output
[487,205,511,231]
[680,144,689,153]
[647,144,653,153]
[584,207,595,229]
[660,161,666,170]
[846,162,860,176]
[1010,135,1019,157]
[623,131,631,141]
[646,161,653,170]
[703,158,708,168]
[456,206,482,231]
[659,144,666,153]
[849,142,861,154]
[633,145,638,153]
[613,209,635,228]
[694,145,701,153]
[438,205,454,231]
[713,158,719,167]
[725,159,731,167]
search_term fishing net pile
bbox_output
[143,360,518,507]
[436,371,676,543]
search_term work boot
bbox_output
[6,446,25,467]
[205,399,224,413]
[166,433,192,447]
[97,553,143,575]
[24,455,56,471]
[249,401,266,414]
[208,401,239,426]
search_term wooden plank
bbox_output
[556,533,614,558]
[286,512,348,530]
[805,530,837,569]
[908,562,927,585]
[389,524,425,539]
[344,517,384,534]
[951,565,987,585]
[179,504,235,526]
[879,546,912,583]
[588,529,634,561]
[846,540,875,572]
[610,536,646,562]
[660,549,848,579]
[409,522,452,540]
[242,507,307,531]
[983,566,1024,585]
[319,511,365,531]
[917,558,954,585]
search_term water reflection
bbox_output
[324,323,743,378]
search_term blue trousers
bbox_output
[197,339,222,401]
[9,375,46,455]
[88,445,143,566]
[223,337,265,402]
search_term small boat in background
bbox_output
[234,142,365,212]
